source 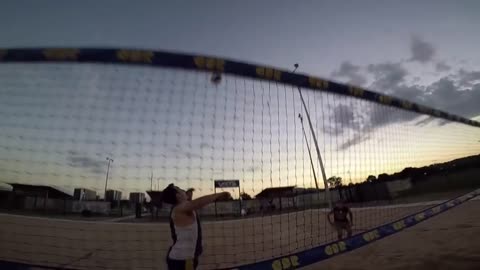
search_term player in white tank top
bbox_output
[168,209,199,259]
[162,184,231,270]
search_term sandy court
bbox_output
[0,201,442,270]
[305,200,480,270]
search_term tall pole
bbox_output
[104,157,113,200]
[293,64,332,209]
[298,114,319,190]
[150,171,153,191]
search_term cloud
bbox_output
[367,62,408,91]
[457,69,480,88]
[425,77,480,118]
[327,36,480,151]
[169,146,202,159]
[325,104,359,135]
[67,151,104,174]
[435,61,451,72]
[409,35,435,63]
[331,61,367,86]
[338,134,370,151]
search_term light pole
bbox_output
[104,157,114,200]
[298,113,319,190]
[293,63,332,209]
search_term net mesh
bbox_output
[0,59,479,270]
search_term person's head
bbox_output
[162,184,188,205]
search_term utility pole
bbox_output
[104,157,114,200]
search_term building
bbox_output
[73,188,97,201]
[255,186,297,199]
[129,192,145,204]
[6,183,72,211]
[105,190,122,202]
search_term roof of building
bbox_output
[8,183,73,199]
[255,186,297,198]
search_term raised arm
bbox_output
[177,192,230,213]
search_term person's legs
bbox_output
[345,223,352,238]
[334,222,343,240]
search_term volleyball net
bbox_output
[0,48,479,270]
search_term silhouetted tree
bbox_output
[378,173,389,182]
[366,175,377,183]
[240,192,252,200]
[327,176,343,188]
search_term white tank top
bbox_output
[168,210,199,260]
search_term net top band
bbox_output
[1,47,478,128]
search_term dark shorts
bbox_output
[166,257,199,270]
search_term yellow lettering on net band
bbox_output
[117,50,154,63]
[43,49,79,60]
[256,67,282,81]
[431,206,441,214]
[401,100,412,109]
[271,256,300,270]
[348,86,364,97]
[194,56,225,72]
[393,220,406,231]
[363,230,380,242]
[415,213,425,222]
[379,95,392,105]
[324,241,346,256]
[308,77,329,89]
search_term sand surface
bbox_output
[0,199,477,270]
[306,200,480,270]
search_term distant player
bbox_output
[162,184,231,270]
[328,200,353,240]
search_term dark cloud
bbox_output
[331,61,367,86]
[409,36,435,63]
[325,104,359,135]
[435,61,451,72]
[367,62,408,91]
[457,69,480,88]
[169,146,202,159]
[338,134,370,151]
[414,116,436,127]
[328,36,480,151]
[67,151,104,174]
[425,78,480,118]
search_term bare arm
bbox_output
[177,192,230,213]
[327,210,334,224]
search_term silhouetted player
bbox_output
[328,200,353,240]
[162,184,230,270]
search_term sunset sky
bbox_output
[1,1,480,198]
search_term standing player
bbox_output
[162,184,230,270]
[328,200,353,240]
